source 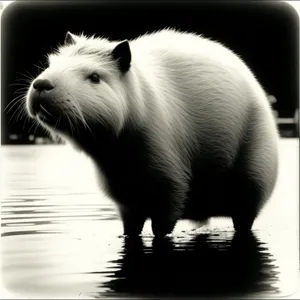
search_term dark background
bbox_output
[1,0,299,144]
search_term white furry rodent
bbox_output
[26,28,279,237]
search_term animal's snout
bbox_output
[28,78,58,120]
[33,79,55,92]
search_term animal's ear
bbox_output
[64,31,79,45]
[111,40,131,73]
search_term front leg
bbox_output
[150,180,187,238]
[151,202,181,238]
[118,205,148,237]
[151,215,178,238]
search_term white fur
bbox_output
[27,28,279,225]
[126,29,278,209]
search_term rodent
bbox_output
[25,28,279,237]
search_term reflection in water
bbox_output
[1,143,298,299]
[101,232,280,298]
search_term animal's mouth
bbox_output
[36,104,59,125]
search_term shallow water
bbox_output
[1,140,299,299]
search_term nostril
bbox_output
[33,79,54,92]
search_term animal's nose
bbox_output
[33,79,54,92]
[28,79,56,117]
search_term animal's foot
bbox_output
[119,206,147,237]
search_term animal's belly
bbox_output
[102,166,172,208]
[184,162,235,219]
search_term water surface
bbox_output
[1,140,299,299]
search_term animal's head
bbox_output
[26,32,132,141]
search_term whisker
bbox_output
[13,90,30,96]
[39,60,47,70]
[33,120,41,136]
[10,93,26,101]
[5,96,26,114]
[14,106,26,123]
[40,104,55,117]
[84,118,96,140]
[16,72,35,82]
[69,116,75,137]
[72,111,83,137]
[54,118,59,131]
[71,105,96,140]
[9,82,30,87]
[14,78,32,83]
[28,119,37,133]
[34,60,47,74]
[64,112,73,136]
[21,109,31,131]
[5,97,26,116]
[13,87,30,92]
[34,64,41,73]
[14,101,26,121]
[66,92,97,139]
[8,103,25,124]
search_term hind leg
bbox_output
[232,214,255,233]
[230,176,262,233]
[230,112,279,233]
[230,160,278,233]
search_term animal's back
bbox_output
[130,29,277,171]
[129,29,279,224]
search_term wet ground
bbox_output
[1,139,299,299]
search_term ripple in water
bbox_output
[1,144,299,299]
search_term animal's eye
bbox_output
[88,73,100,83]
